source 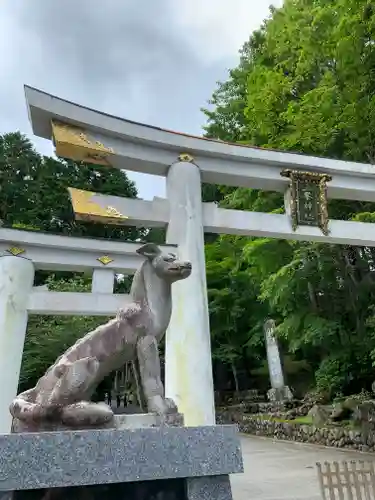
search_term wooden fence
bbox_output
[317,461,375,499]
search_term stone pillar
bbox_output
[165,159,215,426]
[0,255,34,433]
[264,319,285,390]
[264,319,293,402]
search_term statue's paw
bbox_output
[147,395,169,416]
[147,396,178,416]
[164,398,178,414]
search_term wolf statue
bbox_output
[10,243,191,431]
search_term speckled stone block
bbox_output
[0,425,243,491]
[186,475,233,500]
[114,412,184,428]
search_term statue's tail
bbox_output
[9,393,62,423]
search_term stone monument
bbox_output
[264,319,293,402]
[1,243,243,499]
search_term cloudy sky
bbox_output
[0,0,281,199]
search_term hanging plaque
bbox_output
[281,169,332,235]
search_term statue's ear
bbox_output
[136,243,161,260]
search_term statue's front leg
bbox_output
[136,335,177,415]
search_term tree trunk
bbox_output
[307,281,318,312]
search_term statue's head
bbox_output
[136,243,192,283]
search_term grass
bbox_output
[250,414,313,425]
[250,413,358,429]
[291,415,313,425]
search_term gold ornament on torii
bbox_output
[281,169,332,236]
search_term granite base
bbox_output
[0,424,242,500]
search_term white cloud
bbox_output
[168,0,282,63]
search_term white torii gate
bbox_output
[2,84,375,433]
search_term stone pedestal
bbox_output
[267,386,293,403]
[114,412,184,429]
[0,423,243,499]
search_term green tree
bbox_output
[206,235,267,391]
[0,131,141,389]
[0,131,140,240]
[202,0,375,397]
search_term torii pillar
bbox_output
[165,155,215,426]
[59,153,216,427]
[0,255,34,433]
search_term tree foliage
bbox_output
[0,132,139,239]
